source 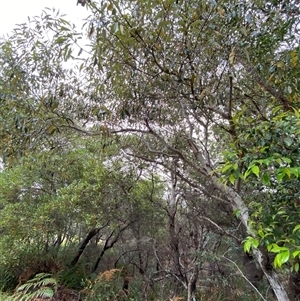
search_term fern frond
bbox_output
[17,282,33,292]
[27,273,52,283]
[37,277,57,289]
[11,273,57,301]
[30,287,55,299]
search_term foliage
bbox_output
[1,0,300,300]
[8,273,57,301]
[0,266,17,293]
[82,0,300,277]
[57,264,88,290]
[82,269,129,301]
[0,292,10,301]
[223,107,300,269]
[0,136,166,295]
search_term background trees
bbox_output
[0,0,300,300]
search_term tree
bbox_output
[1,0,300,300]
[74,1,298,299]
[222,107,300,300]
[0,136,165,285]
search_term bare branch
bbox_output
[198,216,241,243]
[222,256,267,301]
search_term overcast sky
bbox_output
[0,0,90,36]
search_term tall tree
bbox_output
[71,1,298,299]
[1,0,300,300]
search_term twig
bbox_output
[222,256,267,301]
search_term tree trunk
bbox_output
[192,148,291,301]
[227,186,290,301]
[168,165,184,282]
[187,265,199,301]
[93,223,130,273]
[70,227,102,267]
[253,249,290,301]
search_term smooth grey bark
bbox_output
[200,178,288,300]
[198,151,290,301]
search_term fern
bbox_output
[11,273,57,301]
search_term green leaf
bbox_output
[243,239,251,253]
[261,172,271,186]
[280,250,290,264]
[292,107,300,118]
[243,236,259,252]
[274,254,281,268]
[257,229,265,238]
[221,164,233,172]
[284,137,293,147]
[292,250,300,258]
[269,243,288,253]
[251,165,260,177]
[233,209,241,218]
[277,172,286,182]
[274,250,290,268]
[293,225,300,233]
[252,238,259,249]
[229,174,235,185]
[244,169,251,179]
[290,167,299,177]
[282,157,292,164]
[55,36,67,44]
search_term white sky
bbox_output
[0,0,90,36]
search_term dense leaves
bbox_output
[223,108,300,269]
[1,0,300,300]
